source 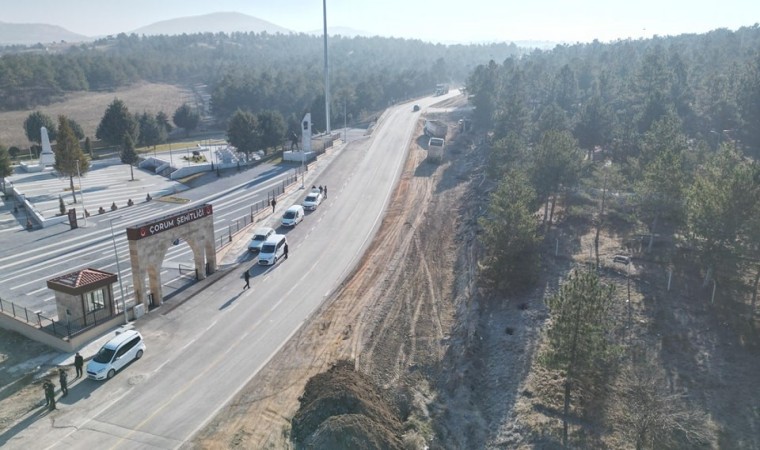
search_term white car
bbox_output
[281,205,305,227]
[248,227,275,253]
[87,330,145,380]
[302,192,323,210]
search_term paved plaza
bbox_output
[3,158,186,225]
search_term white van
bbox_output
[258,234,288,266]
[281,205,305,227]
[86,329,145,380]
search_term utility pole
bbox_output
[323,0,331,134]
[76,160,87,226]
[109,217,128,324]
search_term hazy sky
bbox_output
[3,0,759,43]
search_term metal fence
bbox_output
[0,296,123,340]
[216,168,303,250]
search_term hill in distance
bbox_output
[131,11,292,36]
[0,11,546,48]
[0,21,89,46]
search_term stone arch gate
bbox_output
[126,204,216,309]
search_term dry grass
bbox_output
[0,83,193,149]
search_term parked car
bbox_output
[248,227,275,253]
[258,234,288,266]
[302,192,323,211]
[413,104,420,112]
[281,205,305,227]
[87,330,145,380]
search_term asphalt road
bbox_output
[2,93,456,449]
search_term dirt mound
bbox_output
[291,360,404,449]
[304,414,403,450]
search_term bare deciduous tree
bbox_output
[611,350,713,449]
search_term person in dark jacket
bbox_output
[59,368,68,396]
[44,380,56,410]
[74,352,84,378]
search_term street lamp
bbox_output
[109,216,129,324]
[21,194,28,226]
[300,151,305,189]
[76,160,87,226]
[323,0,331,134]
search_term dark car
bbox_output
[413,104,420,112]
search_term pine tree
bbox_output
[53,116,89,204]
[542,270,616,446]
[0,145,12,192]
[96,99,138,147]
[226,109,260,161]
[478,170,541,293]
[173,103,200,137]
[120,134,139,181]
[23,111,57,144]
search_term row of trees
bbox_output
[14,98,290,181]
[472,27,760,297]
[1,32,523,131]
[15,101,201,155]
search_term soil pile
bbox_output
[291,360,404,449]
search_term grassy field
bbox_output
[0,83,193,150]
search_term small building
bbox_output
[47,268,118,328]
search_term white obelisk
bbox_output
[39,127,55,167]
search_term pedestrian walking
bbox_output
[243,270,250,290]
[74,352,84,378]
[59,368,68,397]
[45,380,56,410]
[323,185,327,198]
[271,198,277,213]
[318,185,323,195]
[43,380,52,406]
[284,243,289,259]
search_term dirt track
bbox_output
[191,102,473,448]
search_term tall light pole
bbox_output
[76,160,87,226]
[109,216,128,324]
[323,0,331,134]
[300,150,305,189]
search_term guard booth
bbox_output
[47,268,118,328]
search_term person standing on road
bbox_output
[318,185,323,195]
[59,368,68,397]
[323,185,327,198]
[243,269,251,290]
[271,198,277,213]
[74,352,84,378]
[45,380,56,410]
[43,380,52,406]
[284,243,289,259]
